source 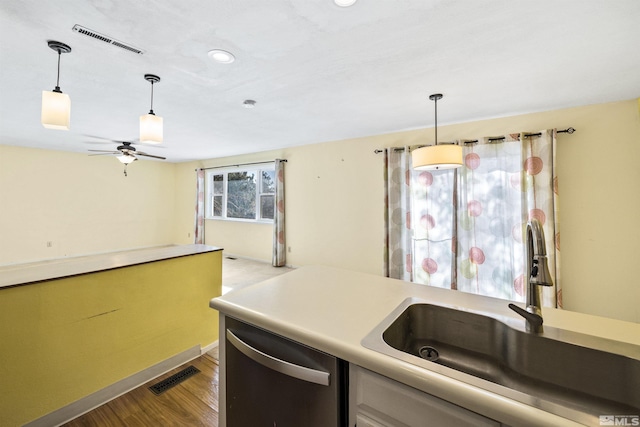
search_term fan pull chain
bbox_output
[124,164,128,177]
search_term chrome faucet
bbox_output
[508,219,554,333]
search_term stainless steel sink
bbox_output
[362,298,640,424]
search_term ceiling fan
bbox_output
[87,137,166,176]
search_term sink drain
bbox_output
[418,346,440,362]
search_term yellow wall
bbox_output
[175,99,640,323]
[0,145,177,265]
[0,250,221,427]
[206,220,273,260]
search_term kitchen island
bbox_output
[0,244,222,427]
[210,265,640,427]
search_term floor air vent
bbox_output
[72,24,145,55]
[149,365,200,395]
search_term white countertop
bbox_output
[210,265,640,427]
[0,244,222,289]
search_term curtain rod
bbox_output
[195,159,287,172]
[374,127,576,153]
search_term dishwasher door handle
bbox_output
[226,329,331,386]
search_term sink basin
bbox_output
[362,298,640,423]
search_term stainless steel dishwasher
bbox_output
[225,316,348,426]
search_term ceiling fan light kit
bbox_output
[412,93,463,171]
[87,140,166,176]
[139,74,163,144]
[117,153,137,164]
[41,40,72,130]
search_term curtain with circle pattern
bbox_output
[390,130,561,308]
[383,147,413,281]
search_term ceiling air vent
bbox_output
[72,24,145,55]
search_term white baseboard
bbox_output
[201,340,219,355]
[223,252,297,268]
[222,253,269,263]
[25,345,201,427]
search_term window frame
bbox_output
[205,165,276,223]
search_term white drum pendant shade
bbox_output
[139,113,163,144]
[41,90,71,130]
[412,144,463,170]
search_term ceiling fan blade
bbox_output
[83,134,111,140]
[135,141,164,148]
[88,149,120,153]
[84,140,114,145]
[84,135,139,145]
[88,153,117,156]
[136,151,167,160]
[84,134,121,143]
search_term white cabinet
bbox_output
[349,365,500,427]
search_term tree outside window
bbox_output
[205,166,275,222]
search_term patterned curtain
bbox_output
[383,147,413,281]
[272,159,286,267]
[194,169,205,245]
[409,130,561,308]
[523,130,561,307]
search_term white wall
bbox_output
[174,140,383,275]
[0,145,176,264]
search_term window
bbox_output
[212,174,223,217]
[227,171,257,219]
[386,130,559,307]
[206,165,276,222]
[259,170,276,220]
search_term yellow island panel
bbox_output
[0,249,222,426]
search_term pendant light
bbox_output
[41,41,72,130]
[139,74,163,144]
[411,93,463,170]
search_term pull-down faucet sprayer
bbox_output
[509,219,554,333]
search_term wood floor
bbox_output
[63,351,220,426]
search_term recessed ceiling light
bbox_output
[334,0,357,7]
[243,100,256,109]
[207,49,235,64]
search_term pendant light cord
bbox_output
[149,82,155,115]
[429,93,443,147]
[143,74,160,116]
[54,50,62,92]
[434,96,438,146]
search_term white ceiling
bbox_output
[1,0,639,162]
